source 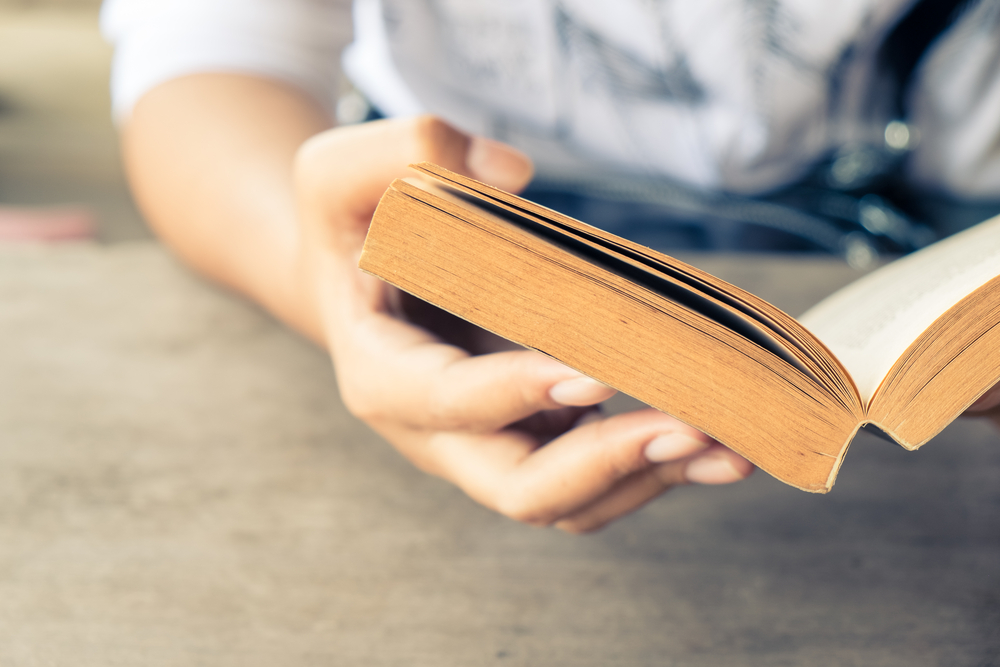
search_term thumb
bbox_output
[465,136,534,193]
[295,115,533,234]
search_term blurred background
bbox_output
[0,0,150,242]
[2,1,995,254]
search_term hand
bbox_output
[295,115,753,532]
[966,382,1000,429]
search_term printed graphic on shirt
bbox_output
[551,3,704,105]
[380,0,917,191]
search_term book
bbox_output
[358,162,1000,492]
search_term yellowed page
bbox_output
[799,214,1000,403]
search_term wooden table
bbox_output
[1,243,997,666]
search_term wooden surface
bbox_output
[0,243,998,666]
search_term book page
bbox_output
[799,215,1000,403]
[412,163,862,410]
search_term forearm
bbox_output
[122,73,332,342]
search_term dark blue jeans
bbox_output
[520,165,996,264]
[361,106,998,262]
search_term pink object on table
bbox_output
[0,206,96,242]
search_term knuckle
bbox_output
[337,382,383,424]
[592,418,653,478]
[408,115,470,166]
[294,131,325,169]
[424,385,465,431]
[651,460,688,487]
[556,518,604,535]
[515,368,550,411]
[409,114,447,149]
[495,490,556,527]
[293,129,337,188]
[340,394,374,423]
[616,446,653,478]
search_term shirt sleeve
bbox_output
[100,0,353,122]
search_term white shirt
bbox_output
[101,0,1000,197]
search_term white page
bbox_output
[799,215,1000,403]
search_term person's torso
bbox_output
[345,0,1000,198]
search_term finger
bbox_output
[297,118,535,333]
[337,320,614,432]
[509,405,597,443]
[465,136,535,192]
[554,445,754,533]
[966,383,1000,415]
[428,349,615,431]
[684,444,756,484]
[554,463,686,534]
[432,409,714,525]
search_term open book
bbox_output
[359,163,1000,492]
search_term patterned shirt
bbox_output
[102,0,1000,197]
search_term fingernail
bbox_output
[644,433,709,462]
[685,450,749,485]
[466,137,534,191]
[549,376,613,406]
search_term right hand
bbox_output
[295,116,753,533]
[966,383,1000,429]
